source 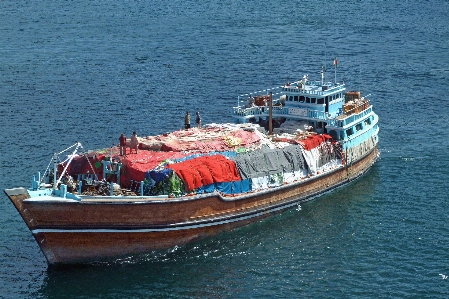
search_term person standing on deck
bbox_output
[184,111,191,129]
[130,131,138,154]
[195,111,201,128]
[118,133,127,156]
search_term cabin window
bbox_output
[340,131,345,140]
[299,96,305,102]
[317,97,324,104]
[294,96,298,101]
[289,96,293,101]
[365,118,371,126]
[306,97,310,103]
[356,123,362,131]
[346,128,353,136]
[317,122,323,129]
[311,98,316,103]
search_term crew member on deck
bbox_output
[130,131,138,154]
[184,111,191,129]
[119,133,127,156]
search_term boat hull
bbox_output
[5,146,379,264]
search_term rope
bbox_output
[55,143,83,187]
[40,155,56,184]
[73,143,97,175]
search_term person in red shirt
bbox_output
[119,133,127,156]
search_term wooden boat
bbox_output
[5,65,379,264]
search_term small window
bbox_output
[311,98,316,103]
[299,96,305,102]
[346,128,353,136]
[289,96,293,101]
[306,97,310,103]
[317,98,324,104]
[356,123,362,131]
[294,96,298,101]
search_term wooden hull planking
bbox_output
[5,147,378,264]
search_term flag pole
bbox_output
[334,58,338,83]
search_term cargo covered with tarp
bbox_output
[167,154,241,191]
[299,134,338,175]
[230,146,306,179]
[143,135,338,196]
[59,124,342,197]
[143,151,241,196]
[120,151,188,187]
[140,125,265,153]
[62,150,189,188]
[63,153,106,180]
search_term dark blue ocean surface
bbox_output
[1,0,449,298]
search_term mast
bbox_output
[268,92,273,135]
[53,154,58,190]
[333,57,338,83]
[321,66,325,85]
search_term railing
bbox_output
[233,104,373,128]
[337,106,373,127]
[282,81,345,96]
[232,106,328,120]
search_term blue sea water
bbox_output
[1,0,449,298]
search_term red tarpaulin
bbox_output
[65,153,107,179]
[167,154,241,191]
[63,149,188,187]
[120,151,187,186]
[298,134,332,151]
